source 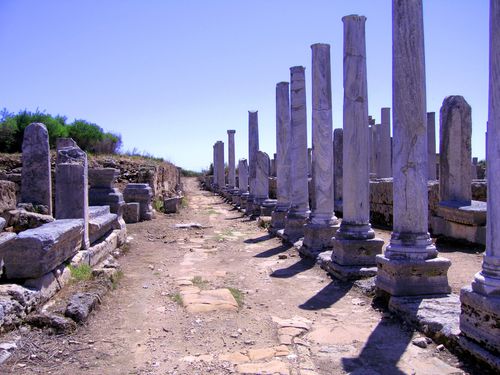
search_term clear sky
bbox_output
[0,0,489,171]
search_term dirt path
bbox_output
[1,177,486,374]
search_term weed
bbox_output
[152,197,164,212]
[69,264,93,282]
[111,270,124,290]
[170,293,183,305]
[181,196,189,208]
[258,220,271,229]
[191,276,209,289]
[228,287,244,307]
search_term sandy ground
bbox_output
[0,177,489,375]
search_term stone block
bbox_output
[260,199,277,217]
[7,209,54,232]
[318,251,378,281]
[270,210,287,231]
[88,168,118,188]
[0,219,83,279]
[460,285,500,355]
[89,210,119,244]
[436,200,487,225]
[89,187,125,216]
[123,202,140,223]
[301,223,339,255]
[375,255,451,296]
[164,196,182,214]
[89,205,110,219]
[430,216,486,245]
[0,181,17,214]
[332,237,384,266]
[283,213,307,243]
[0,217,6,232]
[123,183,153,221]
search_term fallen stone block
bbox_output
[89,210,118,244]
[0,219,83,279]
[0,217,5,231]
[164,196,182,213]
[123,202,140,223]
[27,312,76,333]
[7,209,54,232]
[65,292,101,323]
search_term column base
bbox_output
[244,194,255,216]
[271,210,287,231]
[283,211,309,244]
[260,199,277,217]
[301,222,340,257]
[318,251,378,281]
[332,237,384,266]
[375,255,451,296]
[239,193,249,211]
[460,285,500,355]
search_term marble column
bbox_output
[439,96,472,204]
[271,82,292,231]
[303,43,339,255]
[246,111,259,216]
[255,151,276,216]
[216,141,225,194]
[284,66,310,242]
[212,142,218,191]
[379,108,392,178]
[238,158,249,210]
[227,130,236,189]
[427,112,437,180]
[21,123,52,216]
[460,0,500,354]
[330,15,383,280]
[376,0,450,296]
[333,128,343,213]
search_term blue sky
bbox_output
[0,0,488,171]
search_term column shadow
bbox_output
[270,257,315,278]
[254,243,292,258]
[244,234,273,243]
[299,280,352,310]
[341,317,412,375]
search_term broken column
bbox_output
[227,130,238,200]
[212,142,218,191]
[431,96,486,244]
[238,159,249,210]
[376,0,450,296]
[427,112,437,180]
[123,183,153,221]
[379,108,392,178]
[329,15,383,280]
[284,66,310,242]
[460,1,500,353]
[246,111,259,216]
[215,140,225,194]
[271,82,292,231]
[21,123,52,215]
[255,151,276,216]
[333,128,343,214]
[88,168,125,216]
[303,43,339,255]
[56,142,90,249]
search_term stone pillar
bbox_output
[369,123,377,177]
[88,168,125,216]
[212,142,218,191]
[56,142,90,249]
[307,148,312,178]
[439,96,472,204]
[21,123,52,215]
[303,43,339,255]
[246,111,259,216]
[238,159,249,210]
[215,141,225,194]
[460,0,500,355]
[227,130,236,189]
[271,82,292,231]
[284,66,310,242]
[330,15,383,280]
[427,112,437,180]
[123,183,153,221]
[255,151,276,216]
[376,0,450,296]
[333,128,343,213]
[471,157,479,179]
[379,108,392,178]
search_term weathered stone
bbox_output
[27,312,77,333]
[272,82,292,231]
[181,288,238,313]
[0,219,83,279]
[56,143,90,249]
[88,168,118,188]
[284,66,310,242]
[247,111,259,211]
[0,180,17,214]
[333,128,343,213]
[123,202,140,223]
[439,96,472,204]
[427,112,437,180]
[379,108,392,178]
[227,130,236,188]
[236,360,289,375]
[215,141,225,192]
[88,206,119,244]
[21,123,52,216]
[436,200,486,226]
[163,196,182,213]
[7,209,54,232]
[123,183,153,221]
[0,217,5,232]
[65,292,101,323]
[431,215,486,245]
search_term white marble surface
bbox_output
[248,111,259,195]
[275,82,291,210]
[255,151,270,199]
[333,128,343,203]
[379,107,392,178]
[227,130,236,188]
[216,141,225,188]
[427,112,437,180]
[238,159,249,194]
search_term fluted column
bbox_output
[246,111,259,216]
[376,0,450,296]
[379,108,392,178]
[427,112,437,180]
[302,43,339,255]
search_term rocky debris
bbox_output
[7,209,54,232]
[0,217,5,231]
[0,341,18,365]
[0,180,17,214]
[65,292,101,323]
[174,223,207,229]
[412,336,431,348]
[26,312,77,333]
[236,359,289,374]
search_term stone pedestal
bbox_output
[88,168,125,217]
[247,111,259,215]
[284,66,310,242]
[237,159,249,210]
[123,183,153,221]
[302,43,338,256]
[215,141,225,194]
[21,123,52,216]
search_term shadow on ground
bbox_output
[254,243,292,258]
[299,280,351,310]
[270,257,315,278]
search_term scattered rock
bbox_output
[412,337,428,348]
[27,312,77,333]
[65,292,101,323]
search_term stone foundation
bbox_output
[301,223,338,257]
[283,213,307,243]
[318,251,378,281]
[375,255,451,296]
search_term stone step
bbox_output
[88,205,110,219]
[89,213,118,244]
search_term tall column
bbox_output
[246,111,259,216]
[227,130,236,189]
[460,0,500,355]
[427,112,437,180]
[376,0,450,296]
[212,142,218,191]
[284,66,310,242]
[271,82,292,231]
[330,15,383,280]
[238,159,249,210]
[303,43,339,255]
[379,108,392,178]
[216,141,225,194]
[333,128,343,213]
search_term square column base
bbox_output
[460,285,500,355]
[332,237,384,266]
[260,199,277,217]
[375,255,451,296]
[318,251,378,281]
[270,210,287,232]
[283,214,308,244]
[300,223,340,258]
